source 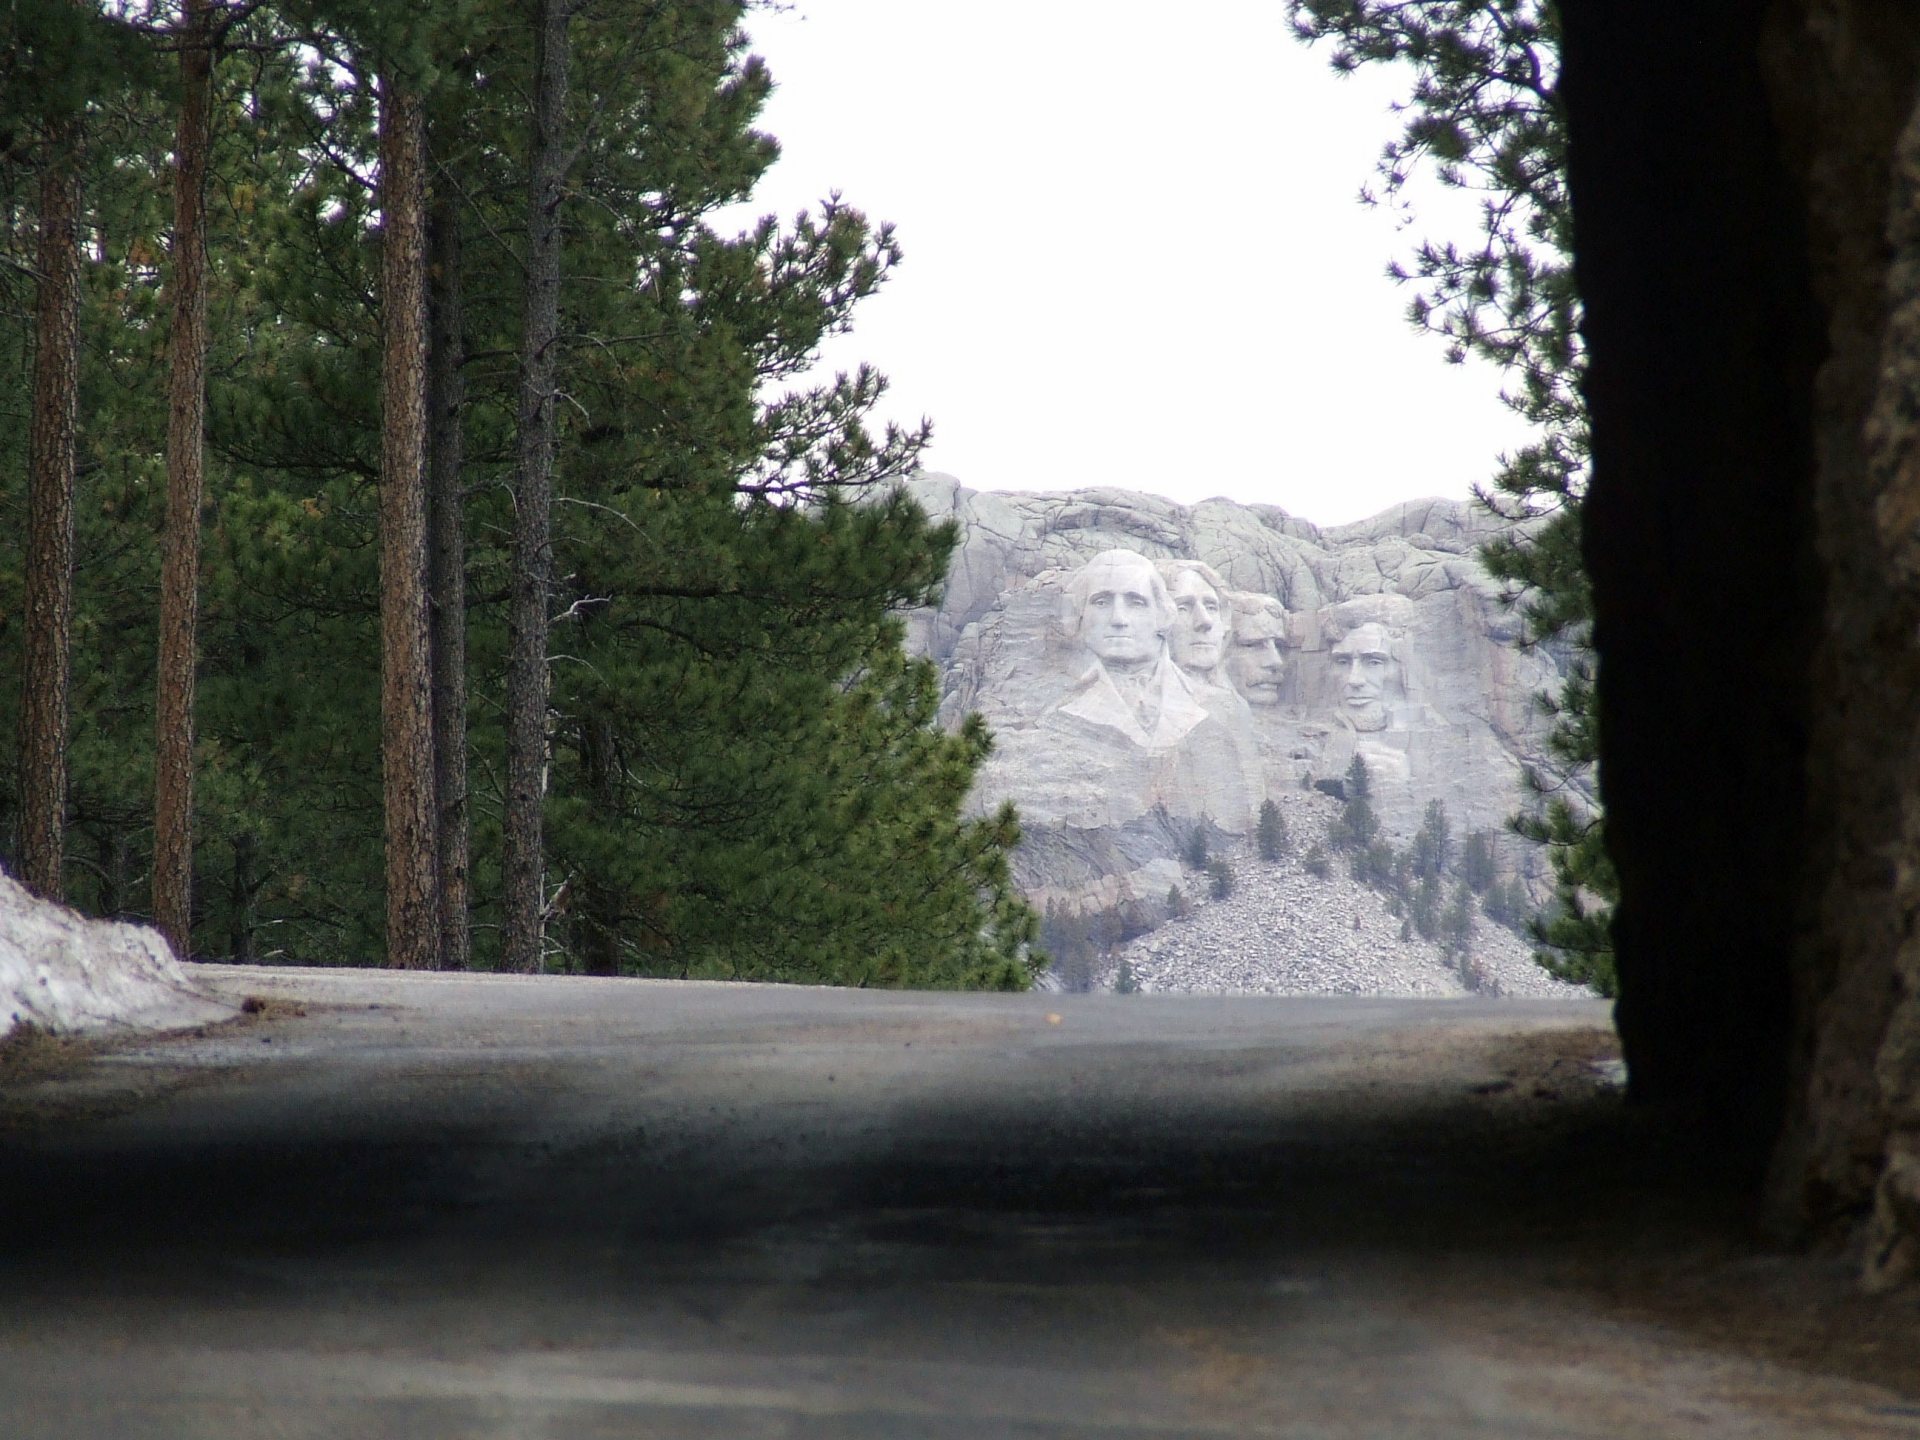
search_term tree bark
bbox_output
[501,0,572,974]
[377,74,440,970]
[153,0,213,956]
[427,176,470,972]
[578,708,621,978]
[18,120,83,903]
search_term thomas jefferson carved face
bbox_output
[1167,569,1228,673]
[1331,622,1398,731]
[1070,551,1170,673]
[1228,608,1286,704]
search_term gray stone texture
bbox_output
[1755,2,1920,1288]
[907,475,1570,918]
[1114,791,1584,1001]
[1562,0,1920,1285]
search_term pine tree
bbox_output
[453,0,1033,981]
[1442,880,1475,954]
[1461,829,1497,893]
[425,120,471,972]
[499,0,574,974]
[1330,754,1378,852]
[3,4,279,935]
[0,0,1037,988]
[1526,828,1615,992]
[18,113,83,903]
[1345,752,1372,801]
[375,59,438,971]
[1441,880,1479,989]
[1287,1,1612,990]
[2,12,168,917]
[1206,857,1234,900]
[1356,839,1396,889]
[1041,902,1095,993]
[1183,823,1210,868]
[151,0,219,957]
[196,0,451,964]
[1411,798,1450,879]
[1257,798,1289,861]
[4,0,151,904]
[1411,873,1442,940]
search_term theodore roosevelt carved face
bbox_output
[1067,550,1172,673]
[1226,593,1286,704]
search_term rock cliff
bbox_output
[1557,0,1920,1286]
[905,474,1576,941]
[1112,790,1580,1000]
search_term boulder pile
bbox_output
[1112,792,1590,1000]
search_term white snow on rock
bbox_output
[0,867,235,1036]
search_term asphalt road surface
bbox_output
[3,967,1917,1438]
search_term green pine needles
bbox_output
[1288,0,1613,992]
[1257,799,1289,862]
[0,0,1037,986]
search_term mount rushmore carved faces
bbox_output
[1225,593,1287,705]
[1330,621,1402,732]
[1158,560,1231,676]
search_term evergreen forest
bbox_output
[1288,0,1613,992]
[0,0,1039,986]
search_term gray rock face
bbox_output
[1113,792,1586,1000]
[908,474,1573,923]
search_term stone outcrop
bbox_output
[907,475,1570,919]
[1112,790,1585,1001]
[1,867,233,1036]
[1560,0,1920,1286]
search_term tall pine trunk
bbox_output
[577,708,621,977]
[501,0,571,974]
[427,179,470,972]
[376,74,439,970]
[18,119,83,903]
[153,0,213,954]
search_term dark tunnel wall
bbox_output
[1562,0,1822,1142]
[1562,0,1920,1284]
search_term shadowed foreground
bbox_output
[1,969,1916,1438]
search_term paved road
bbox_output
[1,968,1914,1438]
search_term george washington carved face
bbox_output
[1068,550,1172,673]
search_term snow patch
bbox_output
[0,868,235,1036]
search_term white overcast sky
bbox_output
[722,1,1535,528]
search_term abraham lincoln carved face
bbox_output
[1330,622,1399,731]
